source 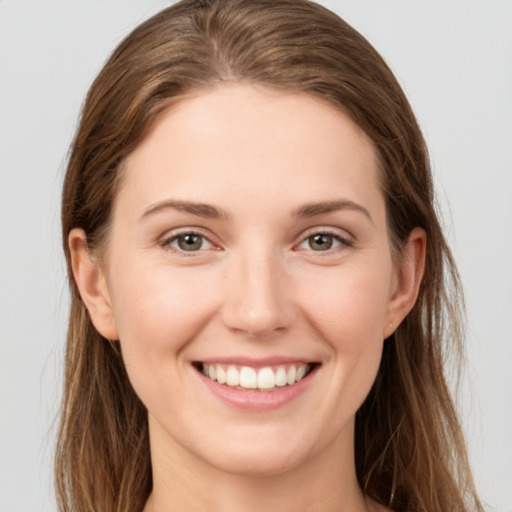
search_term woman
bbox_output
[56,0,484,511]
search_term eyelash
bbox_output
[296,228,354,253]
[159,230,216,255]
[159,228,354,255]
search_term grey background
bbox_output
[1,1,511,510]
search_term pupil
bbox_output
[311,234,332,251]
[179,234,202,251]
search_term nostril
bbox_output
[222,309,294,339]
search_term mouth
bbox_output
[193,361,319,392]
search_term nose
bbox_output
[221,247,295,339]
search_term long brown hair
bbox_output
[56,1,483,510]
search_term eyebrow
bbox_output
[140,199,229,221]
[140,198,373,224]
[292,200,374,224]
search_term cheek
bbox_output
[106,262,225,424]
[299,261,391,345]
[107,260,220,390]
[111,261,216,341]
[297,263,391,414]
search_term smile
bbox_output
[198,362,315,391]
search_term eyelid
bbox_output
[157,226,354,255]
[158,228,221,254]
[294,227,355,251]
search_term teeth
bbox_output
[216,366,226,384]
[286,365,296,385]
[275,366,287,387]
[201,363,311,391]
[239,367,257,389]
[295,365,307,382]
[226,365,240,386]
[257,367,275,389]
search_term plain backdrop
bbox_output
[1,1,511,511]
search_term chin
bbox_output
[206,446,306,477]
[192,423,329,478]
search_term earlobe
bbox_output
[384,227,426,338]
[68,228,119,340]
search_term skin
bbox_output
[70,83,425,512]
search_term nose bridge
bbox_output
[222,241,293,337]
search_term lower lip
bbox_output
[197,367,317,411]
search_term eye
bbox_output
[163,232,214,252]
[297,231,352,252]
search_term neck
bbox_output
[144,418,374,512]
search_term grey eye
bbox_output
[307,234,335,251]
[297,232,347,252]
[172,233,212,252]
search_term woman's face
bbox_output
[78,83,419,476]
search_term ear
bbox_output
[383,227,426,339]
[68,228,119,340]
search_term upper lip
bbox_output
[195,356,319,368]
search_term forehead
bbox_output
[118,83,381,218]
